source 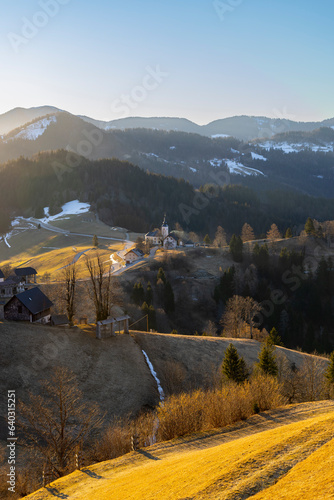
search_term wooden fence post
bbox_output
[131,433,139,451]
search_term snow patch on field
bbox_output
[11,116,57,141]
[40,200,90,223]
[189,167,197,172]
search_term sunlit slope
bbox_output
[26,403,334,500]
[252,438,334,499]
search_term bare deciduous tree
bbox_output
[85,252,112,322]
[221,295,261,339]
[213,226,227,248]
[18,367,103,478]
[296,356,326,402]
[62,262,77,324]
[221,295,247,338]
[243,296,262,340]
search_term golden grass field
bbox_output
[25,401,334,500]
[0,212,128,279]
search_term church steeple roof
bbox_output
[162,213,168,227]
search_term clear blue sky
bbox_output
[1,0,333,123]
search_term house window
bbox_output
[18,305,22,314]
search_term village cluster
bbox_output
[0,214,196,327]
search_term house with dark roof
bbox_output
[51,314,69,327]
[14,267,37,284]
[124,248,144,265]
[145,229,162,246]
[0,275,25,299]
[4,287,53,324]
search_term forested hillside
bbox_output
[1,112,334,197]
[1,151,334,236]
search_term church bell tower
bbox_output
[161,214,169,239]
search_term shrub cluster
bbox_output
[157,374,284,441]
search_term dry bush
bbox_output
[203,385,252,429]
[0,449,43,500]
[89,411,156,463]
[130,411,156,448]
[157,376,284,441]
[249,373,286,411]
[89,418,132,463]
[159,360,187,395]
[157,391,205,440]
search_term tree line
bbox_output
[1,151,334,238]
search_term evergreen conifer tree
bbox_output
[268,327,284,346]
[305,217,316,236]
[146,281,153,305]
[157,267,166,284]
[229,234,243,262]
[132,282,145,305]
[203,234,211,246]
[164,281,175,313]
[221,344,248,383]
[256,339,278,376]
[325,351,334,384]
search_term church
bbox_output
[145,215,178,249]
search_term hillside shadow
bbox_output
[137,449,161,461]
[45,486,68,498]
[80,469,104,479]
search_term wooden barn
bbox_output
[4,287,53,324]
[14,267,37,284]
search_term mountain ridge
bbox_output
[1,106,334,140]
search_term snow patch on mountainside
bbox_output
[209,158,223,167]
[209,158,264,176]
[211,134,230,139]
[251,152,267,161]
[259,142,299,153]
[225,160,264,177]
[10,116,57,141]
[259,141,333,154]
